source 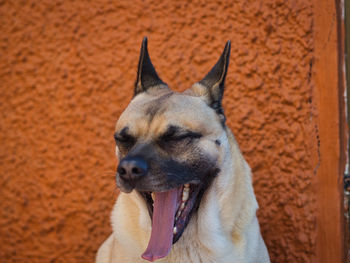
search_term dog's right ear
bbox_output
[134,37,167,96]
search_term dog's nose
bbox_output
[117,157,148,182]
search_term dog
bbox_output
[96,38,270,263]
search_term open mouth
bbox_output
[142,183,201,242]
[138,183,203,261]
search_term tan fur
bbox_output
[96,87,270,263]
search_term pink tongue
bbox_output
[141,189,178,262]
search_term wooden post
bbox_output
[314,0,347,262]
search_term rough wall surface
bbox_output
[0,0,318,262]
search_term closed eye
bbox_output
[114,133,134,143]
[114,127,135,145]
[159,125,202,142]
[161,132,202,142]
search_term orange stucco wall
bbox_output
[0,0,343,262]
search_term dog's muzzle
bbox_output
[117,156,148,184]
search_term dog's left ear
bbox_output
[134,37,168,96]
[186,41,231,119]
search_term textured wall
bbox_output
[0,0,319,262]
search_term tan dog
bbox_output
[96,38,270,263]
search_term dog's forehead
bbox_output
[115,90,220,136]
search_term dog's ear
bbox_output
[186,41,231,119]
[134,37,168,96]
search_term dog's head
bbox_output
[114,38,231,261]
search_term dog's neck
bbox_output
[217,128,258,235]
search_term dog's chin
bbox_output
[138,182,206,244]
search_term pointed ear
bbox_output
[134,37,167,96]
[187,41,231,117]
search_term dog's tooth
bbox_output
[180,202,185,210]
[176,209,183,219]
[151,192,155,201]
[184,183,190,189]
[183,188,189,195]
[182,191,189,201]
[176,210,181,218]
[173,226,177,234]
